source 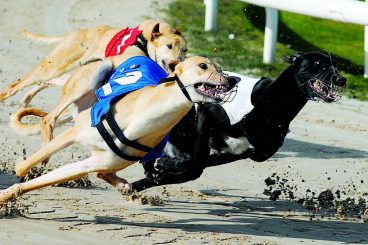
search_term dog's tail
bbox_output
[10,108,47,136]
[21,29,67,43]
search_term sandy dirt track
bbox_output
[0,1,368,244]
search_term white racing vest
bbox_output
[221,71,260,125]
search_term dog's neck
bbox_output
[113,81,193,148]
[252,66,309,123]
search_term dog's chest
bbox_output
[221,71,259,125]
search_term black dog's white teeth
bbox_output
[309,78,344,102]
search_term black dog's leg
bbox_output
[140,160,157,179]
[132,156,191,192]
[132,106,215,191]
[204,148,254,167]
[131,149,259,192]
[131,177,160,192]
[132,130,210,191]
[131,161,204,192]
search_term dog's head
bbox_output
[141,20,187,72]
[282,52,346,102]
[168,56,237,103]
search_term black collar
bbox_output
[134,33,148,56]
[159,75,192,102]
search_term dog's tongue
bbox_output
[197,84,206,92]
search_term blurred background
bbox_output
[165,0,368,100]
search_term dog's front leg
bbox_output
[132,107,214,191]
[97,172,132,194]
[1,156,102,204]
[15,127,76,177]
[141,160,159,179]
[204,148,254,167]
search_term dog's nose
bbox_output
[227,76,241,89]
[336,76,347,86]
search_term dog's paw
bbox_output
[117,183,132,195]
[144,170,157,182]
[0,184,22,205]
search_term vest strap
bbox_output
[134,33,148,56]
[105,109,153,152]
[96,119,142,162]
[159,75,192,102]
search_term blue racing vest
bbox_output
[91,56,169,162]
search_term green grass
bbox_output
[164,0,368,100]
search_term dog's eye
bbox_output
[314,61,321,67]
[167,44,173,49]
[182,48,188,53]
[199,63,208,70]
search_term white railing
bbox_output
[204,0,368,77]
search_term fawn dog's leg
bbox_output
[97,172,132,193]
[0,36,87,102]
[15,127,76,177]
[1,156,110,204]
[0,28,106,102]
[40,60,112,147]
[19,73,71,108]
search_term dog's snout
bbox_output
[219,73,228,84]
[335,76,347,86]
[227,76,241,89]
[177,56,184,62]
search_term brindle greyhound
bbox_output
[131,52,347,191]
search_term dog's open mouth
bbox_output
[194,82,230,102]
[308,79,344,102]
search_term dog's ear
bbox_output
[168,61,180,73]
[282,52,304,65]
[174,27,182,36]
[151,23,163,41]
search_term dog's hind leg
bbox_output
[0,31,99,102]
[40,60,112,148]
[97,172,132,194]
[14,126,76,177]
[1,156,105,205]
[19,73,72,108]
[19,83,50,108]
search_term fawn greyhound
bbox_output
[0,55,235,205]
[7,20,187,150]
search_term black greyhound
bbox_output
[132,52,347,191]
